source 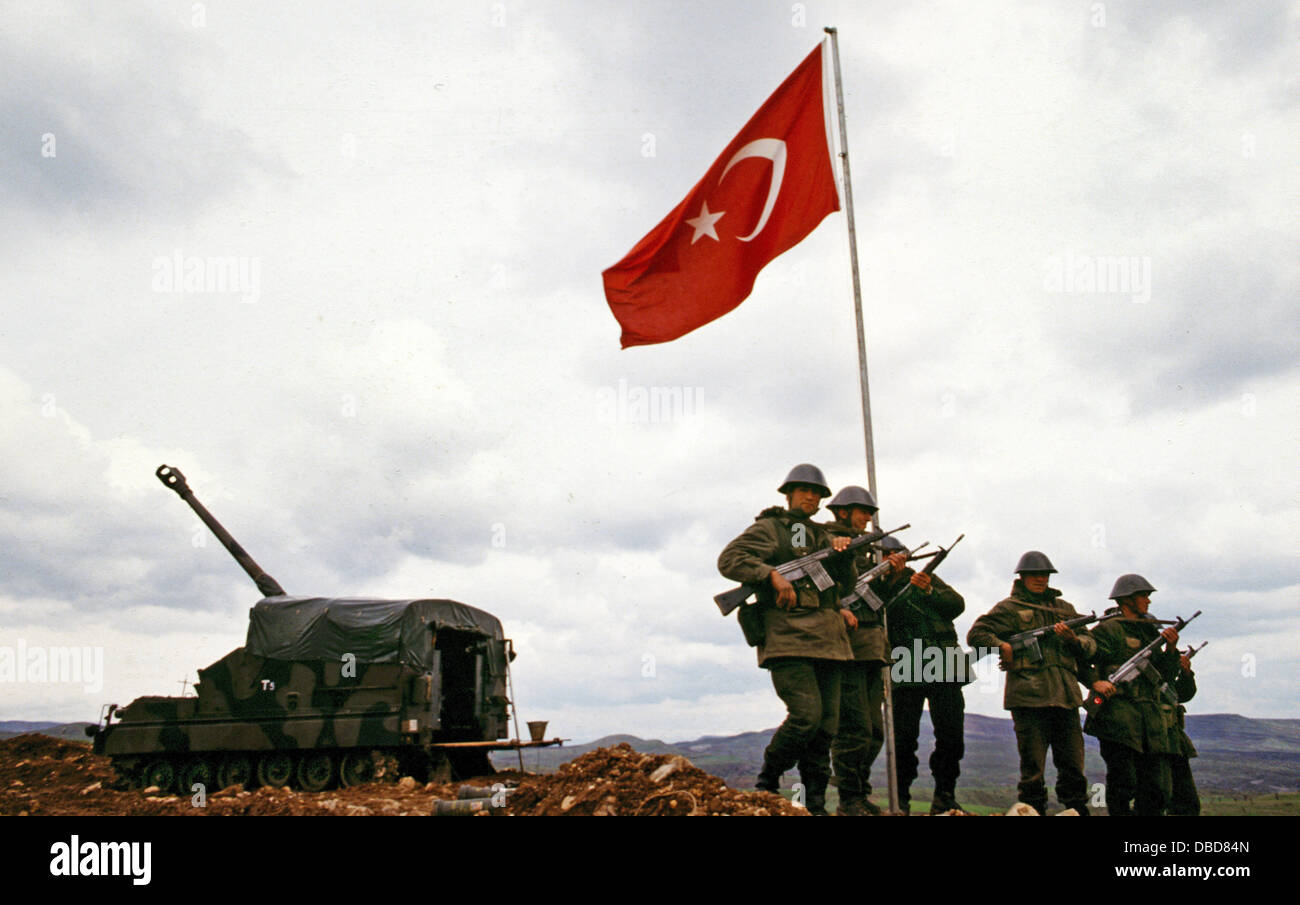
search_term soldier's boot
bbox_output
[835,793,878,817]
[799,767,831,816]
[930,785,963,815]
[755,761,782,794]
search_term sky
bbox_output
[1,0,1297,743]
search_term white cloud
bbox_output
[1,1,1296,740]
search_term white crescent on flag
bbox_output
[684,138,789,245]
[718,138,786,242]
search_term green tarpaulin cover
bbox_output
[245,597,504,672]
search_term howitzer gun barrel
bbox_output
[156,464,287,598]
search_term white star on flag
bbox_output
[685,201,724,244]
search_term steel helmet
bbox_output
[1109,573,1157,599]
[877,535,908,555]
[828,485,877,512]
[1014,551,1057,574]
[778,464,831,498]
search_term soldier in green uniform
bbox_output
[1167,649,1201,816]
[876,535,970,815]
[967,552,1096,816]
[1084,574,1182,817]
[821,485,887,816]
[718,464,855,815]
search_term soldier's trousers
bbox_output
[761,659,842,796]
[1100,739,1172,816]
[831,660,884,796]
[1167,755,1201,816]
[1009,706,1088,813]
[893,683,966,804]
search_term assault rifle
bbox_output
[878,534,964,617]
[1083,610,1201,716]
[1006,612,1098,663]
[1152,641,1208,706]
[840,544,936,614]
[714,523,910,616]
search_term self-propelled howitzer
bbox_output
[87,465,559,793]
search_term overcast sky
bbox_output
[2,0,1297,742]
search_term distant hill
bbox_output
[0,721,94,743]
[498,713,1300,795]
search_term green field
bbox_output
[1200,792,1300,816]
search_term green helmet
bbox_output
[877,536,908,555]
[1109,573,1156,599]
[1014,551,1057,574]
[778,464,831,498]
[828,485,877,512]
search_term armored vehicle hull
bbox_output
[91,595,545,792]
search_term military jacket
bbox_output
[1173,667,1198,758]
[821,520,889,664]
[967,581,1095,710]
[718,507,854,667]
[1082,611,1181,754]
[872,566,968,685]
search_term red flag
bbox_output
[602,44,840,348]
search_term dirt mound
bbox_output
[501,743,804,816]
[0,734,798,816]
[0,733,466,816]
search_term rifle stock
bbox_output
[715,522,910,616]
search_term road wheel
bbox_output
[178,757,216,796]
[141,759,176,793]
[296,752,334,792]
[216,755,253,790]
[339,752,376,787]
[256,752,293,788]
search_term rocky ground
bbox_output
[0,735,805,817]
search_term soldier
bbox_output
[1084,574,1181,817]
[1167,649,1201,816]
[718,464,855,815]
[822,485,888,816]
[876,534,969,815]
[967,552,1096,816]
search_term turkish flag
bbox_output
[602,44,841,348]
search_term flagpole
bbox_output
[824,26,899,816]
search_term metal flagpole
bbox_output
[824,26,899,815]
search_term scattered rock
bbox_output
[397,776,417,791]
[79,782,101,795]
[1005,802,1039,817]
[1055,808,1078,817]
[649,756,690,783]
[503,744,805,817]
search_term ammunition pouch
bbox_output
[737,603,766,647]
